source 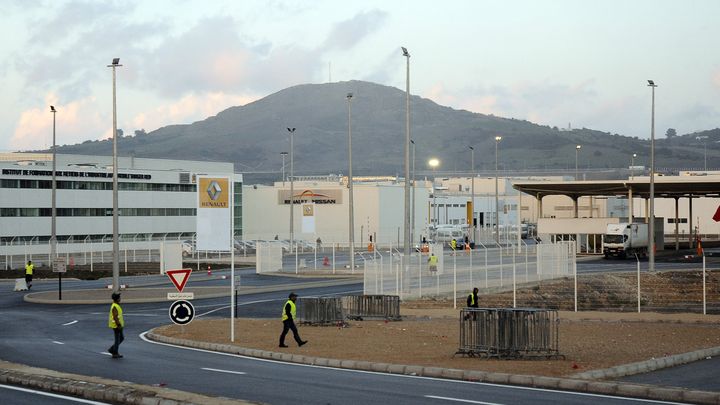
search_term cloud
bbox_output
[130,91,259,132]
[323,10,388,50]
[10,93,107,151]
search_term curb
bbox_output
[571,346,720,380]
[0,361,256,404]
[146,331,720,405]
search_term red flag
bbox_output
[714,205,720,222]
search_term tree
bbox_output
[665,128,677,138]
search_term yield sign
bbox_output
[166,269,192,292]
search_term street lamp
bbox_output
[401,46,411,260]
[411,139,416,247]
[631,153,637,179]
[280,152,288,186]
[347,93,355,271]
[287,127,296,251]
[494,136,502,244]
[575,145,582,180]
[50,106,57,268]
[697,136,708,172]
[107,57,122,294]
[469,146,475,243]
[648,79,657,273]
[429,158,439,229]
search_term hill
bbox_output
[53,81,719,182]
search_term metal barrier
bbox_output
[342,295,401,321]
[456,308,562,359]
[298,297,344,325]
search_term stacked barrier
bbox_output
[298,297,344,325]
[342,295,401,321]
[457,308,562,359]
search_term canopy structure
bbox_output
[512,176,720,200]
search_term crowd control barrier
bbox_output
[456,308,562,359]
[342,295,401,321]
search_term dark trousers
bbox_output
[25,274,32,287]
[110,327,124,354]
[279,319,302,345]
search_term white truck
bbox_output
[603,223,648,259]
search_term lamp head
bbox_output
[633,153,637,158]
[347,92,353,100]
[286,127,296,133]
[647,79,656,87]
[576,145,582,150]
[468,146,474,151]
[428,158,439,168]
[401,47,409,57]
[495,136,502,142]
[111,58,120,65]
[50,106,56,112]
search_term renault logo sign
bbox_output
[207,180,222,200]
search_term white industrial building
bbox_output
[242,175,430,245]
[0,153,240,265]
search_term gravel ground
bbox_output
[155,308,720,378]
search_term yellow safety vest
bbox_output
[468,293,476,306]
[281,300,296,321]
[108,302,124,328]
[25,264,33,275]
[428,256,438,265]
[451,240,457,249]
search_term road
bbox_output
[0,267,690,405]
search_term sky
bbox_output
[1,0,719,151]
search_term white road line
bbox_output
[99,352,111,356]
[139,332,683,404]
[425,395,504,405]
[62,320,78,326]
[201,367,247,375]
[0,383,110,404]
[52,341,65,345]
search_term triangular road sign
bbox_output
[166,269,192,292]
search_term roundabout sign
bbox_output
[169,300,195,325]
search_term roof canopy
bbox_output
[513,176,720,199]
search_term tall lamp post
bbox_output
[411,139,416,247]
[631,153,637,179]
[280,152,288,186]
[469,146,475,243]
[697,136,708,172]
[648,79,657,273]
[494,136,502,244]
[429,158,439,230]
[347,93,355,271]
[50,106,57,268]
[575,145,582,180]
[287,127,296,251]
[107,58,122,294]
[401,46,411,260]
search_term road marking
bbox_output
[425,395,504,405]
[201,367,246,375]
[140,332,683,404]
[99,352,112,356]
[0,383,110,404]
[52,341,65,345]
[62,320,78,326]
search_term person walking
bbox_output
[108,292,124,359]
[428,253,438,274]
[25,260,34,289]
[450,238,457,254]
[279,292,307,348]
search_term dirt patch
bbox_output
[155,309,720,378]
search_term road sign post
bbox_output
[53,258,66,301]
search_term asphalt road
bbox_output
[0,266,698,405]
[0,384,109,405]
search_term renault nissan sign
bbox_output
[196,176,231,251]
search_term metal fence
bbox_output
[342,295,401,321]
[456,308,561,359]
[363,241,575,303]
[299,297,344,325]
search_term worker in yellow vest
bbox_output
[428,253,438,273]
[466,287,479,308]
[108,293,124,358]
[25,260,34,289]
[278,292,307,348]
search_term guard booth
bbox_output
[456,308,562,359]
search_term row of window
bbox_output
[0,179,196,192]
[0,208,196,217]
[1,232,196,244]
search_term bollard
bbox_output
[207,265,212,276]
[323,256,330,266]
